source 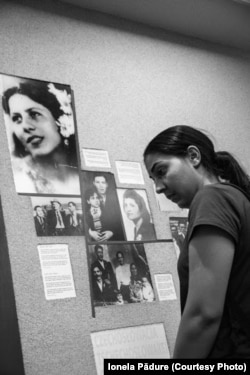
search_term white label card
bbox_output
[82,148,111,168]
[154,273,177,301]
[91,323,170,375]
[116,161,144,185]
[38,244,76,300]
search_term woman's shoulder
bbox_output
[11,157,81,194]
[188,183,250,243]
[140,221,155,234]
[195,183,249,205]
[190,183,250,219]
[135,222,156,241]
[12,156,37,193]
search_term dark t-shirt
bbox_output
[177,183,250,358]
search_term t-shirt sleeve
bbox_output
[188,186,241,244]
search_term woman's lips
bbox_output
[27,136,43,146]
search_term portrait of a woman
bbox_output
[1,74,80,194]
[120,188,156,241]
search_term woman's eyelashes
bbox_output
[12,113,22,124]
[29,110,42,120]
[155,166,168,179]
[11,110,41,124]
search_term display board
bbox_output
[0,72,181,374]
[1,3,247,372]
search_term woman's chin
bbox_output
[31,148,58,160]
[126,215,134,221]
[177,201,188,209]
[127,216,139,222]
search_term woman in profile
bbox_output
[2,78,80,194]
[144,125,250,358]
[123,189,156,241]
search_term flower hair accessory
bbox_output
[48,83,74,138]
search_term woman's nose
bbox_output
[155,179,165,194]
[22,116,36,131]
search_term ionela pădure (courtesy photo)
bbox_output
[107,362,246,372]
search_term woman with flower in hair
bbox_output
[2,78,80,194]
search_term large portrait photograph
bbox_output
[89,243,155,307]
[31,196,84,236]
[0,74,80,195]
[82,171,126,243]
[117,188,157,241]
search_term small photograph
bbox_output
[169,217,188,258]
[31,196,84,236]
[117,188,157,241]
[89,243,155,307]
[82,171,126,242]
[0,73,80,195]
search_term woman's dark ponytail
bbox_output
[214,151,250,197]
[144,125,250,199]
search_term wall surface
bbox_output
[0,0,250,374]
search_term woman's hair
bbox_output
[130,263,139,281]
[3,80,64,119]
[144,125,250,197]
[123,189,151,223]
[130,262,137,271]
[116,251,124,259]
[2,80,77,165]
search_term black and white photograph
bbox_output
[169,216,188,258]
[31,196,84,236]
[0,74,80,195]
[82,171,126,242]
[89,243,155,307]
[117,188,157,241]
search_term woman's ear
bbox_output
[187,145,201,167]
